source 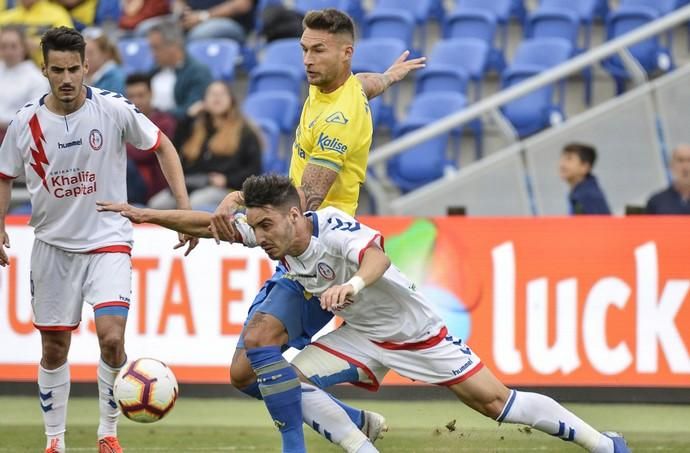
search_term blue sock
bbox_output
[330,395,364,429]
[246,346,305,453]
[239,381,263,400]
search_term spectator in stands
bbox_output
[149,81,262,209]
[119,0,170,35]
[177,0,256,44]
[0,0,73,64]
[53,0,97,30]
[559,143,611,215]
[125,73,177,203]
[646,144,690,214]
[84,27,125,93]
[147,20,213,120]
[0,25,47,142]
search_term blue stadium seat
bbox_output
[186,39,240,81]
[373,0,433,49]
[248,38,304,95]
[443,9,505,72]
[243,91,300,134]
[117,38,154,75]
[388,92,468,192]
[254,0,283,32]
[500,38,573,137]
[418,38,489,100]
[539,0,597,49]
[620,0,679,14]
[526,8,591,104]
[595,0,609,19]
[363,8,416,51]
[602,5,674,94]
[454,0,512,62]
[254,118,288,174]
[352,38,407,128]
[510,0,527,22]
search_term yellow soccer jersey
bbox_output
[290,74,373,216]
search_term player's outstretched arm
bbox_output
[320,246,391,312]
[0,178,12,267]
[153,133,199,253]
[300,164,338,212]
[355,50,426,100]
[96,201,224,240]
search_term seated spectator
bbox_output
[0,25,47,142]
[147,20,213,120]
[119,0,170,34]
[149,81,262,210]
[53,0,97,30]
[125,73,177,203]
[176,0,256,44]
[646,144,690,215]
[0,0,73,64]
[559,143,611,215]
[84,27,125,93]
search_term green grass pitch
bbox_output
[1,396,689,452]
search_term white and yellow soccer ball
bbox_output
[113,358,179,423]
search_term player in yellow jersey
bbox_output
[205,8,424,452]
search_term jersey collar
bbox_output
[305,211,319,238]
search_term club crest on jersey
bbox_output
[317,262,336,281]
[89,129,103,151]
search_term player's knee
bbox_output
[230,361,255,390]
[98,332,125,361]
[41,338,69,367]
[242,323,286,349]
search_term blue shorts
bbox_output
[237,265,333,350]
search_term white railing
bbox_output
[366,4,690,214]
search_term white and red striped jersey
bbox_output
[0,86,161,252]
[283,206,445,345]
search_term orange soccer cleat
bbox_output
[98,436,123,453]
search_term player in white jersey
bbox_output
[0,27,194,453]
[98,174,630,453]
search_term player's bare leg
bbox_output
[39,330,72,453]
[95,315,127,453]
[448,366,623,452]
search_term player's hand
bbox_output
[209,194,241,244]
[96,201,149,224]
[174,233,199,256]
[0,229,10,267]
[320,284,356,312]
[384,50,427,84]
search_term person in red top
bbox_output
[125,72,177,203]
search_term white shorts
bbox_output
[30,239,132,331]
[292,324,483,391]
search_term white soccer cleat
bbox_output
[603,432,631,453]
[362,410,388,443]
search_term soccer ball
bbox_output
[113,358,178,423]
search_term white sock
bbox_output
[300,383,376,453]
[498,390,614,453]
[39,363,70,451]
[97,358,123,439]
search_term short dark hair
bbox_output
[126,73,152,89]
[303,8,355,41]
[563,143,597,167]
[243,174,301,211]
[41,26,85,64]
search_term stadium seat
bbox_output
[416,38,490,99]
[117,38,154,75]
[500,39,573,137]
[243,90,300,134]
[454,0,512,61]
[254,118,288,174]
[594,0,609,18]
[443,9,505,72]
[602,6,674,94]
[510,0,527,22]
[363,8,416,51]
[526,8,592,104]
[387,93,469,192]
[186,39,240,81]
[620,0,679,15]
[352,38,407,128]
[373,0,434,49]
[248,38,304,95]
[539,0,597,49]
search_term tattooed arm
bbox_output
[299,164,339,211]
[355,50,426,100]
